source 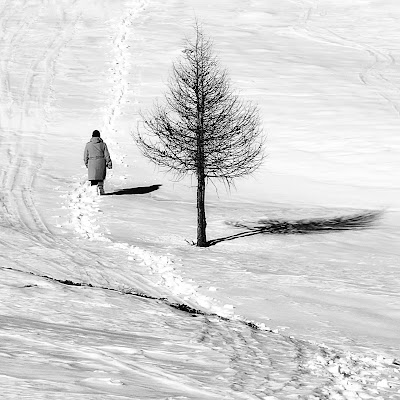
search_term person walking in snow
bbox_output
[84,130,112,195]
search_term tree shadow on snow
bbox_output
[207,210,383,247]
[105,184,162,196]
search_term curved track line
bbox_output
[0,2,81,237]
[288,0,400,117]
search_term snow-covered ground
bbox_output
[1,0,399,398]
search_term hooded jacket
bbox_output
[84,137,112,180]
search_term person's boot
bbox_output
[98,181,105,195]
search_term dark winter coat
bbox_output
[84,137,112,180]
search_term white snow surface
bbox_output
[1,0,400,399]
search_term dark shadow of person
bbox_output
[105,184,162,196]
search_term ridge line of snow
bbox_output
[3,263,400,399]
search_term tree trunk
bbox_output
[196,171,207,246]
[196,118,207,246]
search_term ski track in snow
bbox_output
[0,1,80,239]
[288,0,400,118]
[0,0,399,398]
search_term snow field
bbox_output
[1,0,400,398]
[61,0,238,320]
[62,134,400,400]
[66,179,237,318]
[60,0,400,397]
[2,263,399,399]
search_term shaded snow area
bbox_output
[0,0,399,399]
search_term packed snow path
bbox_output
[1,0,400,399]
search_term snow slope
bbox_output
[0,0,399,398]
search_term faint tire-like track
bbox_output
[0,1,80,237]
[288,0,400,117]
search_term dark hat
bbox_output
[92,130,100,137]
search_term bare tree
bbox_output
[135,24,265,247]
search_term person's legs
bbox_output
[98,180,105,195]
